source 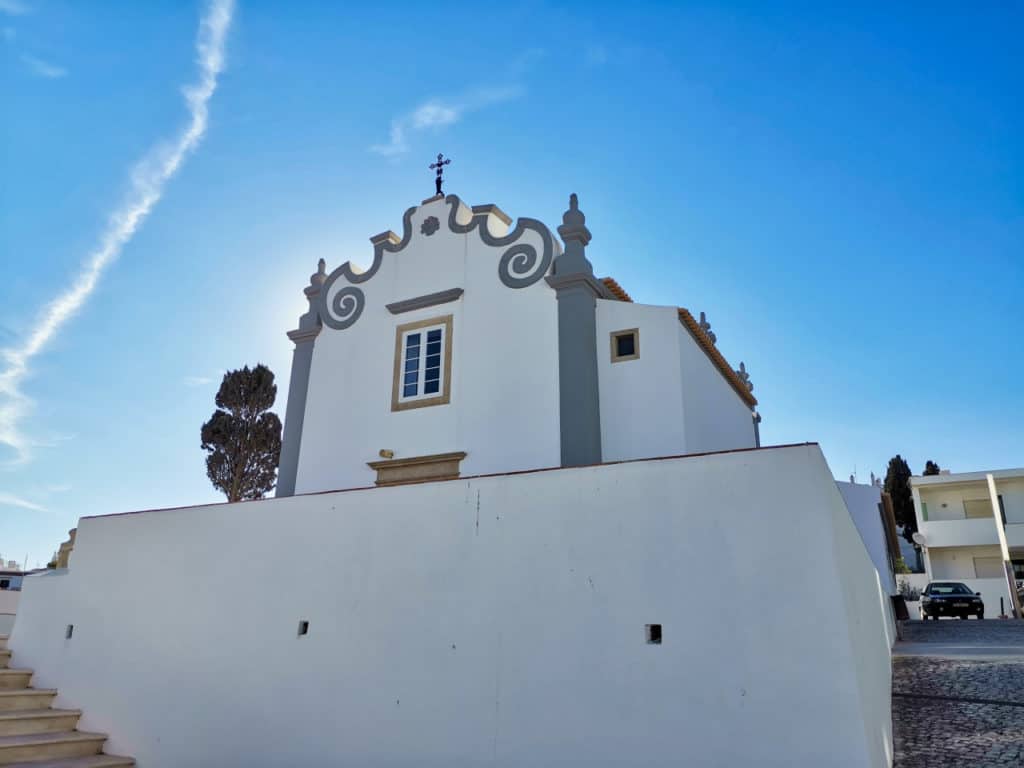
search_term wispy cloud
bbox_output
[22,54,66,78]
[0,0,234,467]
[0,0,30,16]
[370,86,523,157]
[0,492,46,512]
[184,375,214,387]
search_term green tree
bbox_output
[201,364,282,502]
[884,454,916,543]
[923,460,941,476]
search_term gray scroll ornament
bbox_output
[445,195,554,288]
[318,196,556,330]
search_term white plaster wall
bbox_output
[920,517,1000,549]
[996,478,1024,524]
[928,545,1004,580]
[596,301,687,462]
[919,483,991,522]
[837,481,896,594]
[295,198,561,492]
[677,326,756,454]
[11,445,891,768]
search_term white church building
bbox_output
[277,190,761,496]
[8,188,894,767]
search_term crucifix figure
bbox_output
[429,153,451,196]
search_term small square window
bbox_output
[610,328,640,363]
[392,315,454,411]
[645,624,662,644]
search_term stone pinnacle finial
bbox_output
[736,361,753,392]
[558,192,592,246]
[698,312,717,345]
[305,258,328,297]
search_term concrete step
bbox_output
[0,710,82,738]
[0,638,7,652]
[0,652,10,670]
[2,755,134,768]
[0,731,107,765]
[0,692,57,713]
[0,673,31,692]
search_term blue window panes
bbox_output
[404,358,418,373]
[404,370,418,386]
[403,383,417,397]
[407,332,422,347]
[426,354,440,369]
[426,342,441,356]
[427,329,441,343]
[424,380,440,394]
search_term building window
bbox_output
[964,498,997,520]
[392,315,453,411]
[973,556,1003,579]
[610,328,640,363]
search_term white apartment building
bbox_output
[911,467,1024,617]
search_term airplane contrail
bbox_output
[0,0,235,466]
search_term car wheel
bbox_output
[960,615,968,620]
[977,613,984,620]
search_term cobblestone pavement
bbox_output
[894,621,1024,767]
[901,619,1024,645]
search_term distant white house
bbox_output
[911,467,1024,617]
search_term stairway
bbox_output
[0,635,134,767]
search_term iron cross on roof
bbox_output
[429,153,451,196]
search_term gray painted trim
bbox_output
[551,280,603,467]
[471,203,512,226]
[317,196,556,332]
[386,288,464,315]
[287,327,322,343]
[278,261,326,497]
[445,195,554,288]
[277,335,316,498]
[545,273,606,296]
[318,206,417,330]
[548,194,602,468]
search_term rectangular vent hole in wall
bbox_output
[646,624,662,645]
[297,620,309,637]
[65,624,74,640]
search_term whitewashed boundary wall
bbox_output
[12,444,892,767]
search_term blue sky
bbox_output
[1,0,1021,567]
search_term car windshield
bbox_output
[928,583,973,595]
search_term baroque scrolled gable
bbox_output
[314,194,559,331]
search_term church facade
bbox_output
[278,191,761,496]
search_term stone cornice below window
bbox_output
[367,451,468,486]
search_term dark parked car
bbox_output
[920,582,984,620]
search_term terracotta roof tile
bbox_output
[601,277,632,302]
[677,308,757,407]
